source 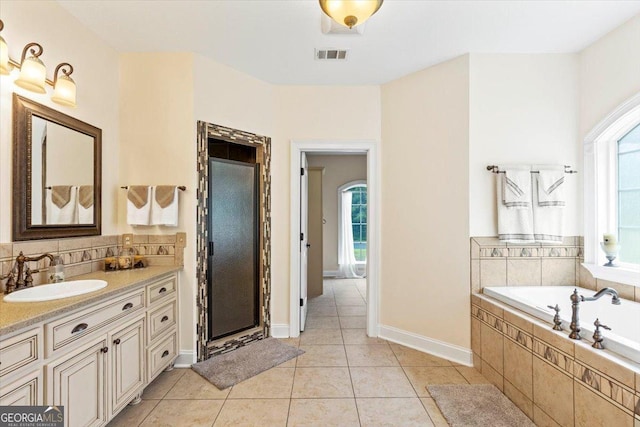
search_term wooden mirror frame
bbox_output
[13,94,102,241]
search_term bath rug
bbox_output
[191,337,304,390]
[427,384,535,427]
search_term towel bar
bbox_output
[120,185,187,191]
[486,165,577,174]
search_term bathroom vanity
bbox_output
[0,266,180,427]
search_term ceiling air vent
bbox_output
[315,48,348,61]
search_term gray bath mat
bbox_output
[427,384,535,427]
[191,337,304,390]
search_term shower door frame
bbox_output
[196,121,271,361]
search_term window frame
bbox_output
[583,92,640,286]
[338,180,368,265]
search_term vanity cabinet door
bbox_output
[110,316,145,415]
[0,369,42,406]
[47,339,108,427]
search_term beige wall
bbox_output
[271,86,382,325]
[306,154,367,273]
[579,14,640,139]
[469,54,581,237]
[119,53,195,352]
[380,55,471,348]
[0,1,120,241]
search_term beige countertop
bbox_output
[0,266,181,337]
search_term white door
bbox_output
[300,152,309,331]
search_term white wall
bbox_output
[306,154,367,272]
[579,14,640,139]
[0,1,119,241]
[381,55,470,348]
[469,54,581,237]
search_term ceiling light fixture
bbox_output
[0,19,77,107]
[319,0,383,29]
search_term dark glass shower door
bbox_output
[208,158,259,340]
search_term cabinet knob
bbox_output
[113,339,121,345]
[161,315,169,322]
[101,347,109,353]
[122,302,134,311]
[161,350,169,358]
[159,287,167,294]
[72,323,88,334]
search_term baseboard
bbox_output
[270,323,290,338]
[174,350,196,367]
[323,270,339,278]
[378,325,473,366]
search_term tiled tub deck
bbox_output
[472,293,640,427]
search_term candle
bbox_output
[603,233,617,245]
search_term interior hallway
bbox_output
[109,279,490,426]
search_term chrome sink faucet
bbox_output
[569,288,621,340]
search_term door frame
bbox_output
[289,140,380,338]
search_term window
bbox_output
[617,124,640,264]
[583,93,640,285]
[349,185,367,262]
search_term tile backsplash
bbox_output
[470,236,640,302]
[0,233,185,291]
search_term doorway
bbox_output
[196,121,272,361]
[289,140,380,338]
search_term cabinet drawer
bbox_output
[146,274,176,306]
[0,369,42,406]
[147,331,176,382]
[0,328,42,378]
[46,290,144,356]
[147,299,177,344]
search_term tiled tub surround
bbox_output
[485,285,640,364]
[470,236,639,300]
[471,294,640,427]
[0,233,186,292]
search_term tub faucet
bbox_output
[569,288,621,340]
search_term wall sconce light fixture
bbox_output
[0,19,77,107]
[319,0,384,29]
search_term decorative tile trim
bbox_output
[196,121,272,362]
[503,322,533,351]
[532,338,574,377]
[475,305,503,332]
[472,236,582,260]
[473,299,639,418]
[206,330,265,358]
[0,234,184,291]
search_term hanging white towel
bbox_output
[533,165,564,243]
[502,167,531,208]
[47,186,78,224]
[537,166,566,207]
[497,166,535,243]
[126,186,152,226]
[150,186,179,226]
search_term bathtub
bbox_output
[483,286,640,364]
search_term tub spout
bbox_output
[582,287,621,305]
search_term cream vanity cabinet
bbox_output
[0,270,179,427]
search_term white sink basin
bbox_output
[3,280,108,303]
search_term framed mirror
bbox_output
[13,94,102,240]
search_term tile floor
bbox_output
[109,279,490,426]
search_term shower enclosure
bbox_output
[208,141,259,340]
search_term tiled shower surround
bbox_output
[0,233,185,292]
[470,237,640,426]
